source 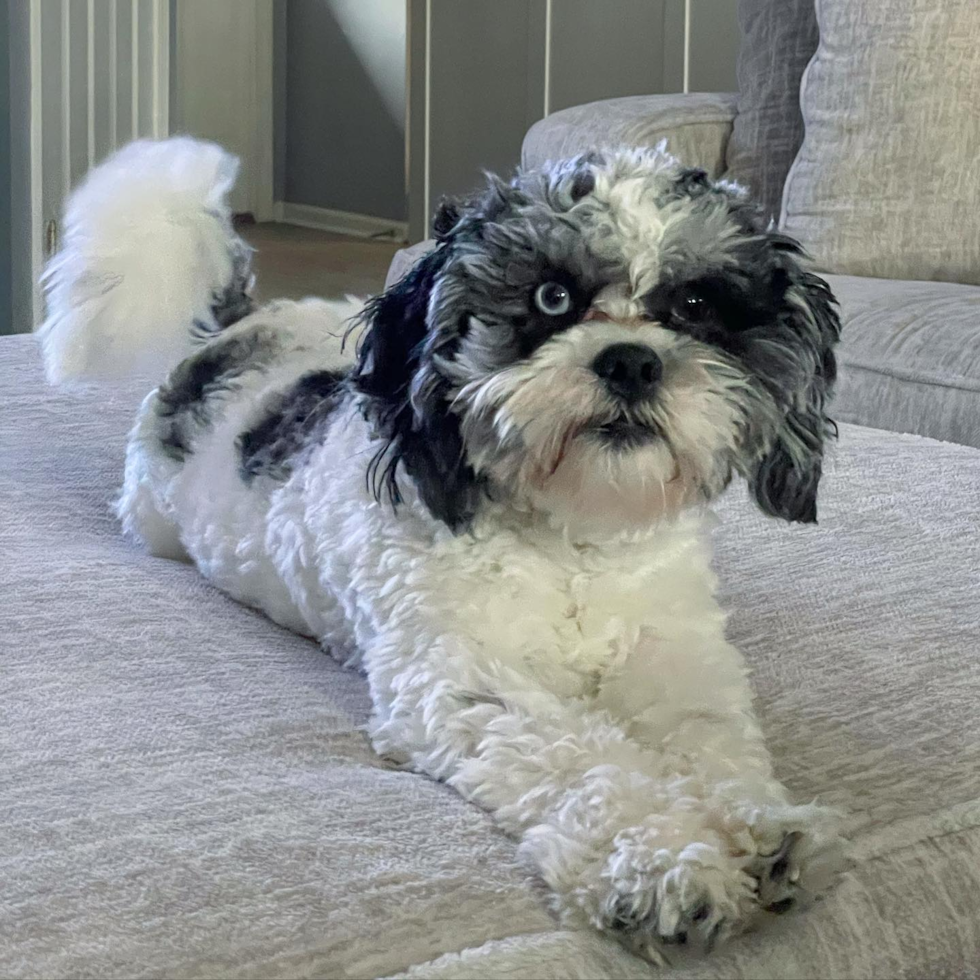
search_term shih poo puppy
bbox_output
[40,137,845,961]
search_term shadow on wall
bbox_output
[283,0,406,223]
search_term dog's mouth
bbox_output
[536,416,660,483]
[592,418,661,450]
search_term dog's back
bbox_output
[38,138,365,634]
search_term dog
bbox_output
[40,137,846,961]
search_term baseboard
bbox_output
[276,202,409,243]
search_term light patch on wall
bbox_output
[331,0,406,134]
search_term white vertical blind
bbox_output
[28,0,170,324]
[38,0,169,241]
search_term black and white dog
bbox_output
[40,138,845,960]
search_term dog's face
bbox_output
[354,148,840,536]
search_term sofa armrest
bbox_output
[522,92,738,177]
[385,240,436,289]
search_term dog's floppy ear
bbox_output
[750,268,841,524]
[750,407,829,524]
[352,244,483,532]
[353,245,447,404]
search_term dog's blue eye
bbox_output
[534,282,571,317]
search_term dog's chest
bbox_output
[295,425,719,695]
[431,518,717,696]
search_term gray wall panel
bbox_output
[40,0,65,252]
[273,0,287,203]
[406,0,428,241]
[94,0,119,164]
[115,1,134,144]
[9,0,34,333]
[1,0,11,333]
[547,0,668,114]
[661,0,686,93]
[68,1,90,186]
[427,0,545,207]
[285,0,406,221]
[688,0,739,93]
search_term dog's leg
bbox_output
[361,631,796,958]
[117,392,189,561]
[595,629,846,932]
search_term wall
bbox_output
[173,0,271,217]
[283,0,407,222]
[688,0,741,92]
[426,0,545,211]
[410,0,739,240]
[7,0,32,334]
[547,0,678,114]
[276,0,737,237]
[1,0,12,334]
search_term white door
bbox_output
[21,0,170,326]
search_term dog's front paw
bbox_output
[593,832,757,961]
[532,802,847,964]
[742,804,848,916]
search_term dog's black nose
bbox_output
[592,343,662,403]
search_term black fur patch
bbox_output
[155,327,278,461]
[210,281,255,330]
[643,267,792,345]
[570,167,596,201]
[238,370,345,483]
[191,241,256,341]
[670,166,712,199]
[353,245,487,531]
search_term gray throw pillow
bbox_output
[725,0,819,223]
[781,0,980,285]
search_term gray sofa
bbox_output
[3,5,979,980]
[4,337,980,980]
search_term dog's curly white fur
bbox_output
[41,138,846,960]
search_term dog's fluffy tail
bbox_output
[38,137,254,384]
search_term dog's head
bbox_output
[353,147,840,536]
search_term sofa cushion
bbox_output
[3,333,980,979]
[522,92,737,178]
[386,239,435,288]
[828,274,980,447]
[724,0,819,223]
[781,0,980,285]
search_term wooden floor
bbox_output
[241,223,403,303]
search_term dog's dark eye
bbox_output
[673,291,713,324]
[534,282,572,317]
